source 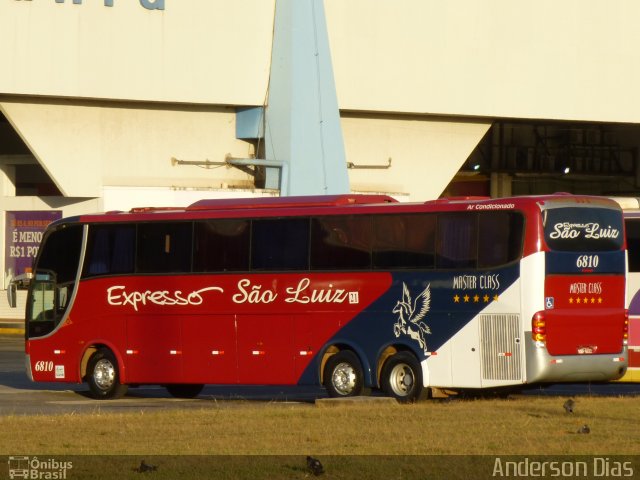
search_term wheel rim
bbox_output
[332,362,357,395]
[93,358,116,391]
[388,363,414,397]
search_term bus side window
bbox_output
[372,213,435,269]
[310,216,371,270]
[251,218,310,271]
[137,222,192,273]
[477,212,524,268]
[193,219,250,272]
[625,219,640,272]
[436,213,477,269]
[83,225,135,277]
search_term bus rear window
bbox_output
[543,207,623,252]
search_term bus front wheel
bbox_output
[323,350,365,397]
[86,348,128,400]
[380,352,423,403]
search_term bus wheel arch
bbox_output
[81,343,127,382]
[319,345,340,385]
[376,345,399,387]
[321,347,366,398]
[84,346,128,400]
[80,346,98,380]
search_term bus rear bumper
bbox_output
[525,343,628,383]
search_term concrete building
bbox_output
[2,0,640,314]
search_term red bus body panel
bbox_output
[544,275,626,356]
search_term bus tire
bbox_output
[166,384,204,398]
[86,348,128,400]
[323,350,365,397]
[380,352,423,403]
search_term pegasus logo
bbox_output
[393,283,432,355]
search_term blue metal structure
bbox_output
[236,0,350,195]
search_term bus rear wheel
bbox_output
[166,384,204,398]
[380,352,422,403]
[86,348,128,400]
[323,350,365,397]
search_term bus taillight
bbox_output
[623,309,629,346]
[532,311,546,344]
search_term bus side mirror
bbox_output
[7,282,17,308]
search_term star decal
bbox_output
[452,293,500,304]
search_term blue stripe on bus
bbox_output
[297,264,520,386]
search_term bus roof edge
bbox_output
[186,194,398,211]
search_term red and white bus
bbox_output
[611,197,640,382]
[11,194,628,401]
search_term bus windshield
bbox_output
[542,207,623,252]
[27,225,83,338]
